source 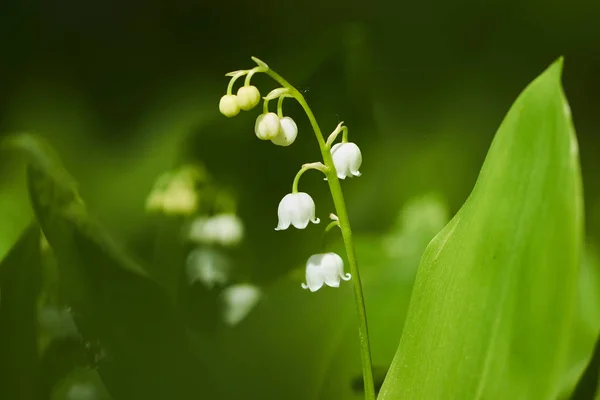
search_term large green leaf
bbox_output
[0,225,42,399]
[7,134,221,399]
[379,59,585,399]
[561,246,600,399]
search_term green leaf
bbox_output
[379,59,585,399]
[560,246,600,398]
[0,225,42,399]
[13,134,221,398]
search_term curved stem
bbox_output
[292,162,327,193]
[277,96,285,118]
[325,122,344,149]
[227,71,246,95]
[324,220,341,235]
[265,68,376,400]
[244,67,260,86]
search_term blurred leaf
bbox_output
[39,337,88,398]
[50,367,112,400]
[11,134,220,399]
[211,279,354,400]
[380,59,585,399]
[0,225,42,399]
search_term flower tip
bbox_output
[225,70,246,77]
[251,56,269,70]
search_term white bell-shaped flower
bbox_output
[188,213,244,246]
[275,192,320,230]
[186,247,230,288]
[271,116,298,146]
[331,142,362,179]
[301,252,351,292]
[236,85,261,111]
[221,283,262,326]
[219,94,240,118]
[255,112,281,140]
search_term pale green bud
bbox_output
[219,94,240,118]
[254,112,281,140]
[236,85,261,111]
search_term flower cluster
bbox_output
[219,57,364,292]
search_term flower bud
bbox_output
[255,112,281,140]
[271,116,298,146]
[331,142,362,179]
[236,85,261,111]
[219,94,240,118]
[275,192,320,230]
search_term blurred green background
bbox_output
[1,0,599,399]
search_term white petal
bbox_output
[290,194,310,229]
[319,253,346,288]
[331,142,362,180]
[276,192,319,230]
[303,255,326,292]
[271,116,298,146]
[186,248,230,287]
[275,193,294,230]
[297,192,320,225]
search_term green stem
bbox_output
[342,126,349,143]
[265,68,376,400]
[292,162,327,193]
[277,96,285,118]
[227,71,246,95]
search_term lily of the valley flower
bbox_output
[275,192,320,230]
[271,116,298,146]
[188,213,244,246]
[301,252,351,292]
[146,180,198,215]
[331,142,362,179]
[255,112,281,140]
[221,283,262,326]
[236,85,261,111]
[219,94,240,118]
[186,247,230,288]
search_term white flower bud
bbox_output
[275,192,320,230]
[254,112,281,140]
[331,142,362,179]
[301,252,351,292]
[271,116,298,146]
[236,85,261,111]
[219,94,240,118]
